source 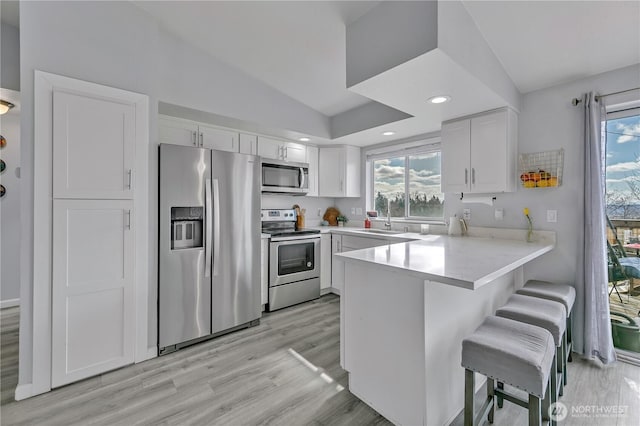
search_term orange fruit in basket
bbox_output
[520,173,530,182]
[531,172,541,182]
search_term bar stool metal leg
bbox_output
[529,394,541,426]
[464,369,474,426]
[487,378,495,424]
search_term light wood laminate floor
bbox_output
[2,295,639,425]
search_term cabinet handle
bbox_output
[192,131,197,146]
[126,169,132,190]
[464,169,468,185]
[340,180,343,192]
[278,146,283,159]
[125,210,131,230]
[199,132,203,147]
[284,146,288,159]
[472,168,476,185]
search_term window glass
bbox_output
[605,114,640,219]
[373,157,405,217]
[408,153,444,218]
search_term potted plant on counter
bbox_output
[336,215,348,227]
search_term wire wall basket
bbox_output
[518,149,564,189]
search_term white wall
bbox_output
[18,0,330,390]
[0,89,20,307]
[1,23,20,91]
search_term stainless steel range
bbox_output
[262,209,321,311]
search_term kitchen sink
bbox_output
[357,229,404,235]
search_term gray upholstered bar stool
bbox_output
[461,316,555,426]
[495,294,566,410]
[517,279,576,384]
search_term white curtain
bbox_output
[577,92,616,364]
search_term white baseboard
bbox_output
[14,383,33,401]
[144,346,157,361]
[0,298,20,309]
[330,287,341,296]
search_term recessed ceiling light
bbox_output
[428,95,451,104]
[299,137,310,142]
[382,131,395,136]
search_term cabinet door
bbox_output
[283,142,307,163]
[199,125,238,153]
[53,91,135,199]
[261,238,269,306]
[52,199,134,387]
[441,119,471,193]
[158,116,198,147]
[343,146,361,197]
[331,235,344,293]
[239,133,258,156]
[470,111,508,193]
[257,137,284,160]
[320,234,331,290]
[319,147,344,197]
[306,146,319,197]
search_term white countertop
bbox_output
[335,234,554,290]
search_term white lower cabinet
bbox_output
[52,199,135,387]
[320,234,331,291]
[261,238,269,308]
[331,235,344,294]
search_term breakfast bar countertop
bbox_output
[335,234,555,290]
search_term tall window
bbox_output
[371,146,444,221]
[605,111,640,220]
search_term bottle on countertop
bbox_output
[364,217,371,228]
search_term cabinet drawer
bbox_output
[341,235,390,250]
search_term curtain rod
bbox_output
[572,87,640,106]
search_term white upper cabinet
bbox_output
[441,108,517,194]
[258,136,307,163]
[53,91,135,200]
[159,115,240,153]
[199,124,238,153]
[158,116,198,147]
[319,145,361,198]
[305,145,319,197]
[239,133,258,156]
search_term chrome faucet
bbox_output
[385,202,392,230]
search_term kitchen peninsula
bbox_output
[335,232,555,426]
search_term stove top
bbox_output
[263,229,321,238]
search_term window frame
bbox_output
[367,139,444,222]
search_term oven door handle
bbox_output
[270,235,321,242]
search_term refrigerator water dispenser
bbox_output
[171,207,203,250]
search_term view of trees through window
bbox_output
[372,152,444,219]
[605,114,640,219]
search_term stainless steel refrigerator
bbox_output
[158,143,261,355]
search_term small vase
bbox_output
[526,226,533,243]
[338,222,344,227]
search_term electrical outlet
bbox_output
[351,208,356,214]
[494,208,504,220]
[463,209,471,220]
[317,208,321,217]
[356,207,363,215]
[547,210,557,223]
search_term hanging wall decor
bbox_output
[0,185,5,198]
[0,135,6,149]
[0,159,5,173]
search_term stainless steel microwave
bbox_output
[261,159,309,195]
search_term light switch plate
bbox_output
[547,210,557,223]
[494,208,504,220]
[463,209,471,220]
[351,208,356,214]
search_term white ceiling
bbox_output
[462,0,640,93]
[134,1,380,117]
[134,0,640,145]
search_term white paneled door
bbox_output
[53,91,135,199]
[52,199,134,387]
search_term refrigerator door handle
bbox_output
[205,178,213,277]
[212,178,221,277]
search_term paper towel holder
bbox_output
[459,193,497,206]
